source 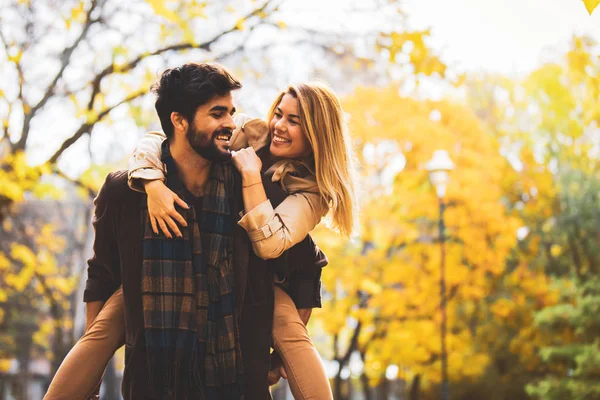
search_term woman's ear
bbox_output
[170,112,188,133]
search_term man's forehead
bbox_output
[200,93,235,111]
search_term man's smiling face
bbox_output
[185,92,237,161]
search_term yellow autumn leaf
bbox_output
[11,244,36,266]
[0,253,10,270]
[7,49,22,64]
[583,0,600,14]
[84,110,99,123]
[0,359,11,373]
[71,1,86,22]
[234,18,245,31]
[145,0,179,23]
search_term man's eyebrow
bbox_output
[209,106,231,113]
[276,107,300,119]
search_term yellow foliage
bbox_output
[0,151,59,202]
[0,359,11,373]
[583,0,600,14]
[0,252,10,270]
[234,18,245,31]
[312,85,519,383]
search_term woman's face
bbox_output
[269,93,312,159]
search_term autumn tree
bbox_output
[309,85,523,399]
[0,0,444,396]
[461,35,600,399]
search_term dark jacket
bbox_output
[83,169,326,399]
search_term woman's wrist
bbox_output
[241,169,262,183]
[143,179,164,193]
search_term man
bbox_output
[84,63,325,399]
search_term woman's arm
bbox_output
[232,147,327,260]
[128,115,270,237]
[128,114,268,190]
[128,131,167,192]
[128,131,188,237]
[238,191,327,260]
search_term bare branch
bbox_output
[0,29,27,152]
[48,90,146,164]
[52,168,96,199]
[16,0,104,151]
[86,0,280,110]
[1,100,13,152]
[336,321,362,365]
[44,0,282,165]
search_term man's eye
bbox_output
[212,113,224,118]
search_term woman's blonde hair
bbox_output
[267,82,358,236]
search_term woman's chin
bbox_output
[269,143,289,158]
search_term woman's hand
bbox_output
[144,180,189,238]
[231,147,262,175]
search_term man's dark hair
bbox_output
[151,63,242,137]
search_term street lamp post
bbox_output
[426,150,454,400]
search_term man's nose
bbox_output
[224,114,236,130]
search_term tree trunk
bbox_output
[377,376,389,400]
[50,314,65,377]
[334,368,344,400]
[15,328,33,400]
[408,374,421,400]
[360,371,372,400]
[103,357,121,400]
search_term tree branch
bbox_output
[47,0,280,165]
[16,0,104,151]
[48,90,145,164]
[86,0,279,110]
[337,321,362,366]
[52,168,96,199]
[0,28,27,154]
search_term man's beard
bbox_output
[186,125,232,161]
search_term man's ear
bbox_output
[171,112,188,132]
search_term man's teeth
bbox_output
[216,134,230,140]
[273,135,291,143]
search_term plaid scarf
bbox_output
[141,141,243,400]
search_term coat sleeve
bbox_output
[127,131,167,192]
[83,172,122,302]
[237,192,327,260]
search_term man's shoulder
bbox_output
[98,170,143,205]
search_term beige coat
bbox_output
[128,114,328,260]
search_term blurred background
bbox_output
[1,0,600,399]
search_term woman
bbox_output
[45,82,356,400]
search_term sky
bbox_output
[405,0,600,75]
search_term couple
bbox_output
[44,62,356,399]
